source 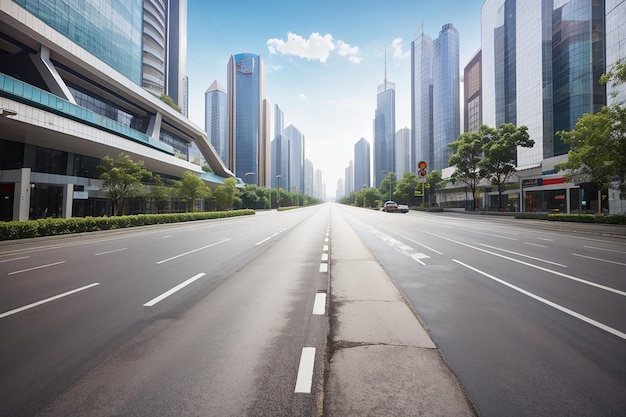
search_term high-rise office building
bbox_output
[606,0,626,105]
[412,23,460,172]
[354,138,371,190]
[271,135,289,191]
[227,53,270,186]
[374,76,396,188]
[274,103,284,139]
[395,128,411,177]
[205,80,228,164]
[464,50,482,133]
[344,160,354,197]
[285,124,304,194]
[0,0,234,221]
[167,0,187,114]
[304,159,314,196]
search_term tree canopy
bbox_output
[175,171,212,211]
[448,127,486,209]
[98,153,152,215]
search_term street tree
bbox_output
[98,153,152,215]
[175,171,212,212]
[214,177,240,210]
[425,170,446,206]
[448,128,486,210]
[379,172,397,201]
[395,173,418,206]
[479,123,533,210]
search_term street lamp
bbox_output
[276,174,281,209]
[244,171,256,184]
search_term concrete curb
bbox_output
[324,206,476,417]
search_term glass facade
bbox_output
[411,31,433,171]
[354,137,370,189]
[271,135,289,191]
[464,50,482,133]
[606,0,626,105]
[205,81,228,164]
[285,124,304,193]
[374,81,395,187]
[142,0,167,95]
[228,53,265,184]
[13,0,143,85]
[395,127,411,177]
[432,24,460,171]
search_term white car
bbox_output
[397,204,409,213]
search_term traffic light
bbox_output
[417,160,428,178]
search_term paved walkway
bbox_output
[324,207,477,417]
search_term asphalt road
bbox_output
[336,204,626,417]
[0,206,330,417]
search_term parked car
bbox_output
[382,201,399,212]
[397,204,409,213]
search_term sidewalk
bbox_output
[324,208,477,417]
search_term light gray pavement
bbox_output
[324,207,477,417]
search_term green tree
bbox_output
[146,175,173,213]
[395,173,418,206]
[448,128,486,210]
[98,153,152,215]
[479,123,534,210]
[240,184,260,209]
[425,170,446,207]
[379,172,397,201]
[214,177,239,210]
[175,171,212,212]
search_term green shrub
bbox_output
[0,210,255,241]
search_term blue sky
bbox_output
[186,0,485,196]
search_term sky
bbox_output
[185,0,485,198]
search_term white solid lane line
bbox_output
[312,293,327,315]
[480,243,566,268]
[143,273,206,307]
[572,253,626,266]
[95,248,128,256]
[8,261,66,275]
[156,239,230,264]
[0,283,100,319]
[0,256,29,263]
[454,260,626,340]
[294,347,316,393]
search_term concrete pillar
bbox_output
[13,168,31,221]
[62,183,74,218]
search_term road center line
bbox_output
[156,239,230,264]
[422,231,626,297]
[453,259,626,340]
[0,283,100,319]
[0,256,29,263]
[143,273,206,307]
[572,253,626,266]
[294,347,316,393]
[8,261,66,275]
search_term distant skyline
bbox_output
[186,0,484,198]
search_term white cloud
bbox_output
[267,32,362,63]
[336,40,362,63]
[390,37,410,59]
[299,93,309,101]
[267,32,335,63]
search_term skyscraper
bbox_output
[606,0,626,105]
[205,80,228,164]
[464,50,482,133]
[373,66,396,188]
[411,23,460,172]
[271,135,289,191]
[227,53,269,186]
[285,124,305,194]
[354,137,371,190]
[166,0,187,113]
[395,128,411,177]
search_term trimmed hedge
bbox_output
[0,210,255,241]
[547,213,626,225]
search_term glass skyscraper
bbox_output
[374,79,396,188]
[395,127,411,177]
[205,80,228,164]
[354,137,371,190]
[227,53,269,186]
[285,124,304,194]
[411,24,460,172]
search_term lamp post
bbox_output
[244,172,255,184]
[276,174,281,209]
[361,185,367,208]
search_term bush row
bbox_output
[547,213,626,225]
[0,210,255,241]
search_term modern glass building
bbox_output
[464,50,482,133]
[285,124,304,194]
[0,0,234,221]
[606,0,626,105]
[432,24,460,171]
[205,80,228,164]
[481,0,609,213]
[374,79,396,187]
[227,53,269,186]
[270,135,289,191]
[395,127,411,178]
[354,137,371,190]
[411,23,459,172]
[411,29,434,172]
